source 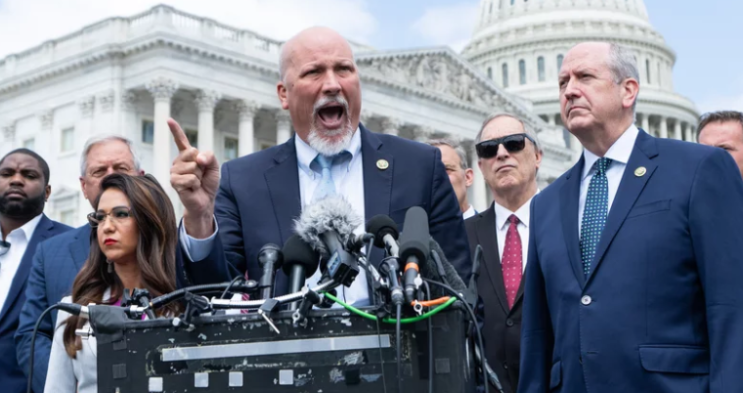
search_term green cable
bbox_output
[323,292,457,324]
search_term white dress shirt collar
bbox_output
[295,128,362,178]
[2,213,43,243]
[462,205,476,220]
[493,195,534,231]
[582,124,639,180]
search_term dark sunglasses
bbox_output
[475,133,536,159]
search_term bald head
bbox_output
[279,27,355,82]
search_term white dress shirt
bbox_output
[462,205,476,220]
[493,196,534,273]
[0,213,42,312]
[181,129,370,306]
[578,125,639,232]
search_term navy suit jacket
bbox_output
[518,130,743,393]
[180,125,472,295]
[0,215,71,393]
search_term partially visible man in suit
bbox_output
[465,114,542,393]
[427,138,476,219]
[697,110,743,177]
[518,42,743,393]
[170,26,471,302]
[0,149,71,393]
[15,135,143,393]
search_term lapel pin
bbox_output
[634,166,647,177]
[376,159,389,170]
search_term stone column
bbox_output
[659,116,668,139]
[76,95,95,151]
[2,123,16,154]
[145,77,179,187]
[235,100,260,156]
[414,126,434,142]
[469,142,488,212]
[381,117,403,136]
[641,113,650,132]
[97,89,115,135]
[194,90,221,152]
[275,111,292,144]
[360,109,373,129]
[120,91,138,143]
[684,123,692,142]
[36,110,54,158]
[547,114,556,126]
[673,120,682,140]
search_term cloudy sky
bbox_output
[0,0,740,113]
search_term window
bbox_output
[646,59,651,84]
[23,138,35,150]
[487,67,493,79]
[537,56,545,82]
[60,210,76,226]
[224,137,238,161]
[502,63,509,88]
[61,127,74,152]
[557,54,564,73]
[519,59,526,85]
[186,129,198,148]
[141,120,154,144]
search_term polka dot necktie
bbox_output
[580,157,612,277]
[501,214,522,309]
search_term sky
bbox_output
[0,0,740,113]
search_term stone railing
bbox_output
[0,4,283,81]
[480,0,647,25]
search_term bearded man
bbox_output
[169,27,471,300]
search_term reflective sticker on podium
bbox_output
[148,377,163,392]
[162,334,391,361]
[194,372,209,388]
[229,372,243,387]
[279,369,294,385]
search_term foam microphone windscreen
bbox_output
[398,206,430,264]
[293,196,362,257]
[281,234,320,277]
[365,215,399,249]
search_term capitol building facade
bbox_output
[0,1,697,226]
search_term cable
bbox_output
[219,275,245,299]
[27,303,68,393]
[422,278,494,393]
[395,303,403,393]
[322,292,455,324]
[422,281,434,393]
[412,296,450,307]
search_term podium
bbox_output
[96,303,475,392]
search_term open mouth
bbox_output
[316,104,346,130]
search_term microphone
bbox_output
[258,244,283,299]
[398,207,430,303]
[282,234,320,298]
[366,215,400,257]
[294,197,362,287]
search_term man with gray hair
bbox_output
[15,135,143,393]
[698,110,743,177]
[519,42,743,393]
[427,138,476,218]
[464,113,542,393]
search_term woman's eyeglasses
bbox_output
[87,206,133,228]
[475,133,536,159]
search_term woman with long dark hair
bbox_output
[45,173,183,393]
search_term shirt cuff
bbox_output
[179,216,219,262]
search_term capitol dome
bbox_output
[462,0,699,153]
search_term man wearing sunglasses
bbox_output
[519,42,743,393]
[464,114,542,393]
[0,149,71,393]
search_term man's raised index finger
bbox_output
[168,118,191,151]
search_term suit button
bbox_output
[581,295,592,305]
[503,363,508,370]
[506,319,514,327]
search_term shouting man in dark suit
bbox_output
[519,42,743,393]
[465,114,542,393]
[169,26,471,303]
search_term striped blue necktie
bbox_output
[580,157,612,277]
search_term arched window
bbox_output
[502,63,509,88]
[487,66,493,79]
[537,56,545,82]
[646,59,651,84]
[557,54,564,73]
[519,59,526,85]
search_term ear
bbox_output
[464,168,474,188]
[138,169,145,176]
[45,184,51,202]
[79,176,89,201]
[621,78,640,110]
[277,81,289,110]
[535,147,543,171]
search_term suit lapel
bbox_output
[561,157,587,288]
[0,215,54,321]
[476,205,509,314]
[265,137,302,243]
[361,126,393,221]
[586,130,658,284]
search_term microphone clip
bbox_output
[292,286,322,328]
